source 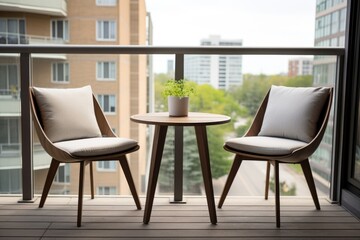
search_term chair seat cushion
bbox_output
[225,136,307,156]
[54,137,138,157]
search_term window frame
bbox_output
[0,18,26,44]
[96,20,116,41]
[97,186,117,195]
[96,61,116,81]
[97,94,116,114]
[97,161,117,171]
[50,19,69,42]
[51,62,70,83]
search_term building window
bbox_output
[97,186,117,195]
[96,0,117,6]
[54,164,70,183]
[51,20,69,41]
[96,20,116,41]
[97,94,116,113]
[52,62,69,83]
[0,19,26,44]
[97,161,117,171]
[0,64,19,97]
[97,61,116,80]
[0,118,20,154]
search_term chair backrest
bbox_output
[246,86,332,139]
[29,86,116,161]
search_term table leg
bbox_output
[172,126,185,203]
[143,125,168,224]
[194,125,217,224]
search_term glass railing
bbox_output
[0,45,345,203]
[0,32,66,45]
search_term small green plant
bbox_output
[162,79,196,98]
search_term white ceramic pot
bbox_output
[168,96,189,117]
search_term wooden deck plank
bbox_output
[42,229,360,238]
[0,196,359,239]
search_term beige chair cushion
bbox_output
[54,137,138,157]
[258,85,329,143]
[226,136,307,156]
[33,86,102,143]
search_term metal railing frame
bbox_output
[0,45,345,203]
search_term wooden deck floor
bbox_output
[0,195,359,239]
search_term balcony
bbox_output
[1,196,359,239]
[0,34,67,59]
[0,44,358,238]
[0,0,67,17]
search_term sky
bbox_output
[145,0,317,74]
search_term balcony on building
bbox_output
[0,0,67,17]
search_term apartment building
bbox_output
[311,0,347,182]
[0,0,149,195]
[288,57,313,77]
[184,35,243,90]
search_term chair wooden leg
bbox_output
[77,161,85,227]
[264,161,271,200]
[274,161,280,228]
[39,159,60,208]
[119,155,141,210]
[218,155,242,208]
[89,161,94,200]
[301,159,321,210]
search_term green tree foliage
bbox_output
[229,74,313,116]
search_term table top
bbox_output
[130,112,231,126]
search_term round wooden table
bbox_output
[131,112,231,224]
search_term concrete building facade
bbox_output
[311,0,347,182]
[184,35,243,90]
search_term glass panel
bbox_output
[64,21,69,41]
[0,66,7,91]
[8,65,18,89]
[104,62,109,78]
[52,21,56,38]
[57,63,64,81]
[97,21,102,39]
[57,21,63,38]
[110,62,115,79]
[109,21,115,39]
[103,21,109,39]
[0,119,7,144]
[354,103,360,182]
[97,62,102,78]
[104,95,109,111]
[7,20,18,44]
[0,56,21,195]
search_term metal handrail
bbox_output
[0,44,345,55]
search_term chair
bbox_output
[29,85,141,227]
[218,85,333,227]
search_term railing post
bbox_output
[19,52,34,202]
[330,54,345,203]
[172,54,186,203]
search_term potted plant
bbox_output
[162,79,196,117]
